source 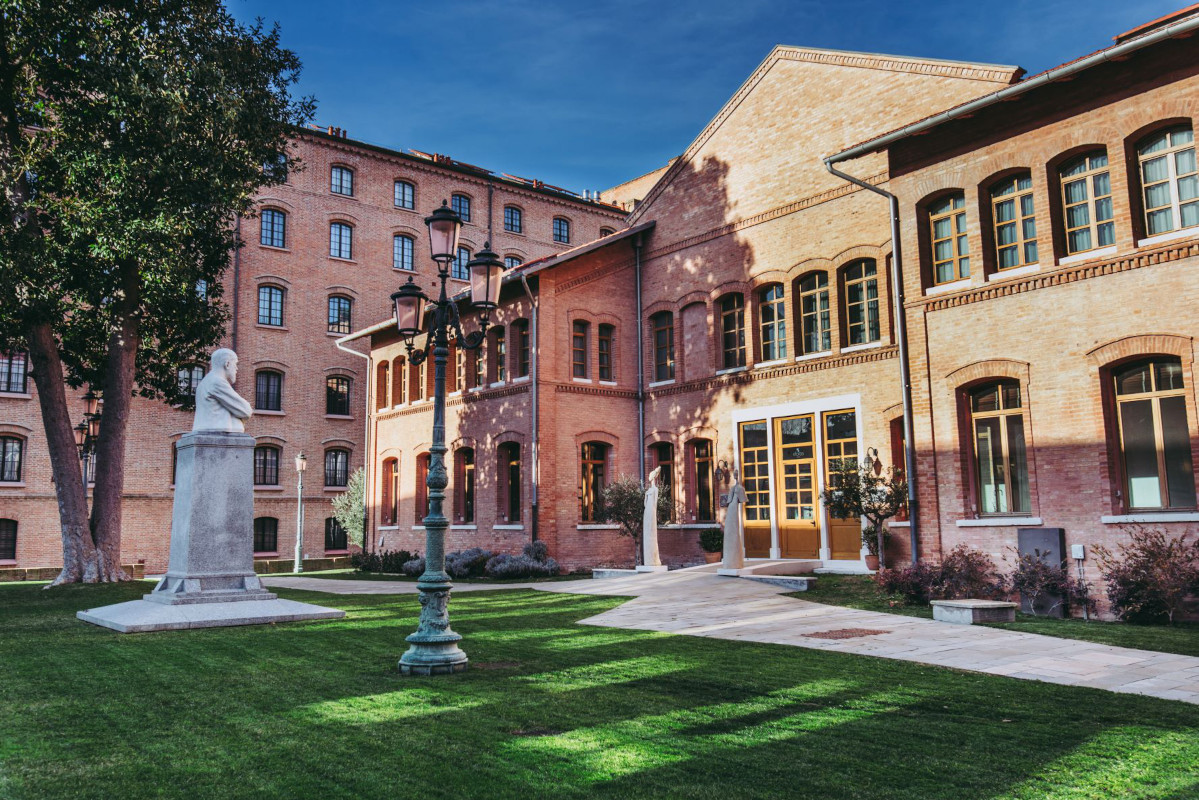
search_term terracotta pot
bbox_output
[703,551,722,564]
[864,554,880,571]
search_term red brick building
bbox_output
[0,128,624,573]
[354,8,1199,586]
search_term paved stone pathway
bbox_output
[263,570,1199,704]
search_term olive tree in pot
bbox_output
[599,475,674,566]
[699,528,723,563]
[820,457,908,570]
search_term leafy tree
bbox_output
[599,475,673,565]
[332,468,365,549]
[820,458,907,569]
[0,1,313,583]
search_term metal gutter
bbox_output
[634,233,645,487]
[519,274,540,543]
[335,333,373,552]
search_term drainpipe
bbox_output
[336,335,373,553]
[519,273,540,543]
[634,234,645,486]
[823,159,919,564]
[231,216,241,351]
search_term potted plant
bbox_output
[820,457,907,570]
[699,528,723,563]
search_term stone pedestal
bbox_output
[78,432,344,633]
[931,599,1018,624]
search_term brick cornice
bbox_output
[650,346,898,398]
[376,383,529,420]
[554,383,638,399]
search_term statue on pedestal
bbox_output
[193,348,252,432]
[642,466,663,568]
[721,468,747,570]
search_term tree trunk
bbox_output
[26,322,100,585]
[89,263,140,582]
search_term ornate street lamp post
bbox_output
[73,390,102,490]
[294,453,307,574]
[391,200,504,676]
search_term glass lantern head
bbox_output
[466,243,504,312]
[424,200,462,264]
[391,278,428,340]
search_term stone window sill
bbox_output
[754,358,788,369]
[715,366,747,376]
[988,263,1041,281]
[327,256,358,265]
[0,559,16,566]
[494,524,524,530]
[325,549,349,556]
[254,551,279,558]
[955,517,1042,527]
[840,341,882,354]
[1137,226,1199,248]
[888,521,911,528]
[255,323,288,332]
[0,482,26,489]
[450,524,477,530]
[513,376,531,383]
[324,414,354,420]
[577,523,619,530]
[0,392,32,400]
[254,485,284,492]
[1059,245,1116,266]
[323,486,348,492]
[926,278,972,295]
[255,409,285,416]
[1101,512,1199,524]
[599,380,618,386]
[258,244,290,254]
[647,379,675,388]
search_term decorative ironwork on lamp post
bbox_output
[391,200,504,676]
[294,453,307,573]
[73,390,102,491]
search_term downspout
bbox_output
[519,273,540,543]
[336,335,373,553]
[231,216,241,351]
[634,234,646,486]
[823,159,919,564]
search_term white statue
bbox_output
[642,466,662,568]
[721,468,748,569]
[192,348,253,433]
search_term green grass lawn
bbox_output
[2,582,1198,799]
[798,575,1199,657]
[278,568,590,583]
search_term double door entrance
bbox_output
[739,410,861,561]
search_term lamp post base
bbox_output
[398,574,468,676]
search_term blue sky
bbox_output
[229,0,1184,193]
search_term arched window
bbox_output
[376,362,389,410]
[451,193,471,222]
[1059,151,1113,254]
[391,357,406,405]
[759,284,787,361]
[504,205,523,233]
[968,381,1030,515]
[600,227,616,237]
[394,180,415,210]
[254,370,282,411]
[253,517,278,553]
[253,446,279,486]
[393,234,415,271]
[257,285,284,327]
[330,165,354,196]
[454,447,475,523]
[572,320,589,378]
[719,294,746,369]
[990,175,1038,270]
[381,457,399,525]
[498,443,521,523]
[327,295,352,335]
[1113,357,1195,509]
[415,453,431,524]
[472,347,484,389]
[492,327,506,383]
[260,208,286,248]
[329,222,353,260]
[326,376,352,416]
[452,246,470,281]
[325,448,350,488]
[1,352,27,394]
[504,255,523,269]
[598,323,615,381]
[0,518,16,560]
[0,437,20,483]
[514,319,531,378]
[843,260,880,345]
[410,358,426,402]
[580,441,609,522]
[1137,125,1197,237]
[324,517,348,551]
[650,311,674,382]
[553,217,571,244]
[650,442,675,522]
[687,439,716,523]
[177,364,205,398]
[798,275,830,354]
[929,193,970,284]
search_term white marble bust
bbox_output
[192,349,253,433]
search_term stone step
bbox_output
[739,575,816,591]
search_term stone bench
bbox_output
[931,599,1018,624]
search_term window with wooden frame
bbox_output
[381,457,399,525]
[324,448,349,488]
[1113,357,1196,510]
[492,327,506,383]
[514,319,531,378]
[329,222,353,259]
[394,180,415,210]
[650,311,674,382]
[326,376,351,416]
[889,417,908,521]
[553,217,570,244]
[739,421,770,523]
[968,381,1030,515]
[0,519,15,560]
[758,285,787,361]
[324,518,348,550]
[572,320,589,378]
[598,323,615,381]
[498,443,521,523]
[253,517,278,552]
[798,274,830,354]
[257,285,284,326]
[0,352,27,394]
[843,260,880,345]
[650,442,675,522]
[579,441,608,522]
[990,175,1038,270]
[1137,125,1197,237]
[505,256,523,269]
[415,453,430,523]
[453,346,465,392]
[688,439,716,523]
[393,234,415,271]
[254,370,282,411]
[391,357,406,404]
[452,246,470,281]
[1060,151,1114,254]
[0,437,23,483]
[719,294,746,369]
[375,362,389,410]
[453,448,475,524]
[253,446,279,486]
[504,205,523,233]
[411,359,426,401]
[451,193,471,222]
[472,347,484,389]
[327,295,352,335]
[177,365,205,399]
[929,193,970,284]
[330,165,354,196]
[260,208,286,248]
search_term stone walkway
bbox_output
[263,570,1199,704]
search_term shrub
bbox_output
[401,557,425,577]
[445,548,495,579]
[699,528,723,553]
[351,549,414,574]
[485,553,561,579]
[875,561,943,605]
[1093,528,1199,624]
[1007,549,1093,617]
[875,545,1005,605]
[523,541,549,562]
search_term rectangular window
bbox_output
[572,321,588,378]
[651,313,674,381]
[451,247,470,281]
[0,353,28,394]
[473,348,484,390]
[326,376,351,416]
[991,176,1038,269]
[970,382,1030,515]
[325,518,348,550]
[0,519,15,560]
[451,194,471,222]
[1061,152,1114,255]
[759,285,787,360]
[253,517,278,552]
[331,166,353,196]
[1139,126,1198,236]
[253,448,279,486]
[516,321,531,378]
[720,295,746,369]
[455,449,475,523]
[929,194,970,284]
[580,442,608,522]
[798,276,830,354]
[393,235,414,271]
[843,261,880,345]
[254,371,282,411]
[260,209,286,248]
[327,296,352,335]
[504,206,523,233]
[494,328,506,383]
[0,438,22,482]
[257,286,283,327]
[739,422,770,523]
[330,223,353,260]
[394,180,414,210]
[691,440,715,522]
[416,454,430,523]
[553,217,570,243]
[598,323,614,381]
[500,444,522,523]
[1115,359,1196,509]
[325,450,349,488]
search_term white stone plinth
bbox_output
[635,565,669,573]
[931,599,1018,624]
[77,598,345,633]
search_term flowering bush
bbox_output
[445,548,495,579]
[1093,528,1199,624]
[875,545,1006,605]
[1007,549,1093,617]
[351,549,415,574]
